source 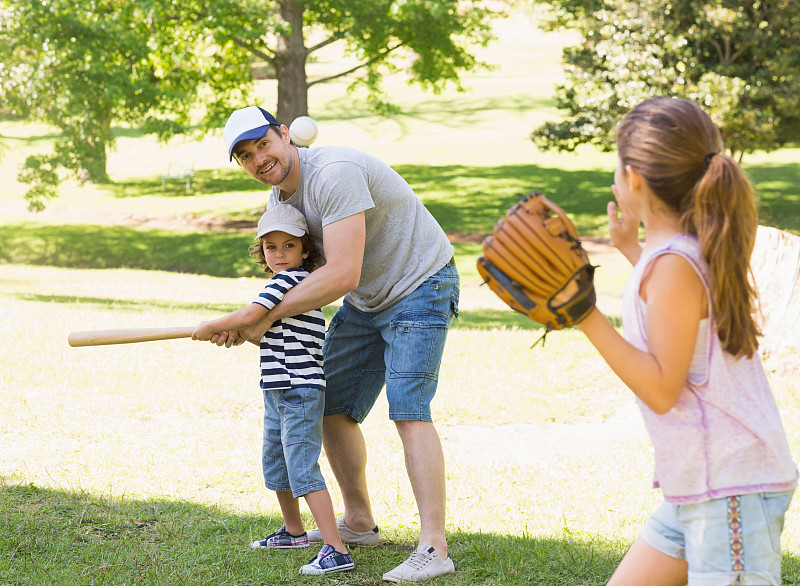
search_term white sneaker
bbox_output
[306,516,380,546]
[382,545,455,582]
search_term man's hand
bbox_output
[238,312,275,343]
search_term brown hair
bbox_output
[248,233,321,276]
[616,97,760,358]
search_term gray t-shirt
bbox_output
[269,146,454,312]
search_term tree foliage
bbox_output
[0,0,252,210]
[0,0,500,210]
[532,0,800,158]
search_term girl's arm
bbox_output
[193,303,269,343]
[578,254,706,414]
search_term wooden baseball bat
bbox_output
[68,326,196,347]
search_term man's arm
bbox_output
[193,303,268,342]
[233,213,365,342]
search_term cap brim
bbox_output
[255,224,307,239]
[228,126,270,161]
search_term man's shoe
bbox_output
[299,544,355,575]
[250,526,309,549]
[306,516,380,546]
[382,545,454,582]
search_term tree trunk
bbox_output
[73,115,111,184]
[274,0,309,125]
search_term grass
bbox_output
[2,9,800,585]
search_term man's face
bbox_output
[233,126,294,187]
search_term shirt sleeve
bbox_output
[251,270,305,310]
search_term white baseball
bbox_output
[289,116,318,147]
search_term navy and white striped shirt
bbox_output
[252,268,325,391]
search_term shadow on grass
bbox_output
[0,481,623,585]
[316,93,555,127]
[0,223,262,279]
[102,162,800,237]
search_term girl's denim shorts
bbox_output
[641,490,794,585]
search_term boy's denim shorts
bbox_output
[261,385,327,498]
[322,261,459,423]
[640,490,795,586]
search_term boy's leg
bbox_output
[275,491,303,536]
[304,488,347,553]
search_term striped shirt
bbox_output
[251,267,325,391]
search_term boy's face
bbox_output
[261,231,307,273]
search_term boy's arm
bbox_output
[193,303,269,342]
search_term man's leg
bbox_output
[321,412,376,532]
[394,419,447,556]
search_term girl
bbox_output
[193,203,354,575]
[577,97,797,585]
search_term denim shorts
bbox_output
[640,490,795,585]
[261,386,327,498]
[322,261,459,423]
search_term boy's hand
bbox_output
[192,321,215,342]
[210,331,247,347]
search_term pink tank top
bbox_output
[622,234,798,503]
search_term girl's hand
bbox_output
[608,188,642,264]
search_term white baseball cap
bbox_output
[255,204,308,240]
[223,106,281,161]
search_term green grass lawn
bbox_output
[2,9,800,586]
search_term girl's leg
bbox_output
[275,490,304,536]
[608,537,688,586]
[305,488,348,553]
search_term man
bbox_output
[222,106,460,582]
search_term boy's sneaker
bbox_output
[299,544,355,575]
[306,516,380,546]
[250,526,309,549]
[382,546,454,582]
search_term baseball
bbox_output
[289,116,318,147]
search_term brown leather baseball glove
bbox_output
[477,192,596,333]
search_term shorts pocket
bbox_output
[389,310,449,379]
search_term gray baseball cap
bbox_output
[255,204,308,240]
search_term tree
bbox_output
[0,0,252,210]
[532,0,800,159]
[0,0,500,211]
[230,0,499,123]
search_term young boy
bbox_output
[192,204,353,575]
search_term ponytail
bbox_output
[684,153,761,358]
[617,97,762,358]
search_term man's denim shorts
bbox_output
[322,261,460,423]
[640,490,795,585]
[261,385,327,498]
